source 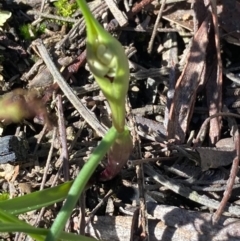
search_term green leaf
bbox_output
[0,208,45,241]
[45,127,118,241]
[0,209,97,241]
[0,181,72,215]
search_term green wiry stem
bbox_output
[45,127,118,241]
[46,1,131,239]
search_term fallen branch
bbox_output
[86,203,240,241]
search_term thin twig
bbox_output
[212,108,240,223]
[33,124,48,155]
[85,189,114,225]
[78,193,86,235]
[105,0,128,27]
[39,0,45,15]
[123,0,130,12]
[147,0,167,53]
[212,156,239,223]
[195,112,240,144]
[57,95,70,181]
[68,106,96,155]
[130,156,176,166]
[27,10,77,23]
[40,127,57,190]
[207,0,223,144]
[30,0,45,26]
[122,26,193,35]
[144,164,240,216]
[126,97,149,240]
[210,0,222,78]
[128,0,155,17]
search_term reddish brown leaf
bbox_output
[167,15,210,143]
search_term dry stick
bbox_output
[195,112,240,144]
[14,230,24,241]
[126,98,149,241]
[208,0,223,143]
[26,123,47,174]
[30,0,45,26]
[33,124,48,155]
[210,0,222,78]
[40,128,57,190]
[27,10,77,23]
[130,208,140,241]
[123,26,193,34]
[34,128,58,227]
[50,108,95,185]
[34,39,108,137]
[85,189,114,225]
[147,0,167,53]
[144,164,240,216]
[68,105,97,154]
[212,150,239,224]
[87,213,240,241]
[123,0,130,12]
[130,156,176,166]
[213,156,240,223]
[225,72,240,86]
[57,95,70,181]
[132,105,165,116]
[39,0,45,15]
[105,0,128,27]
[78,192,86,235]
[193,183,240,192]
[212,111,240,223]
[135,165,149,241]
[129,0,155,16]
[50,124,71,233]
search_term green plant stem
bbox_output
[45,127,118,241]
[77,0,96,28]
[76,0,130,133]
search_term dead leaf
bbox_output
[196,147,236,171]
[167,14,210,142]
[0,10,11,27]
